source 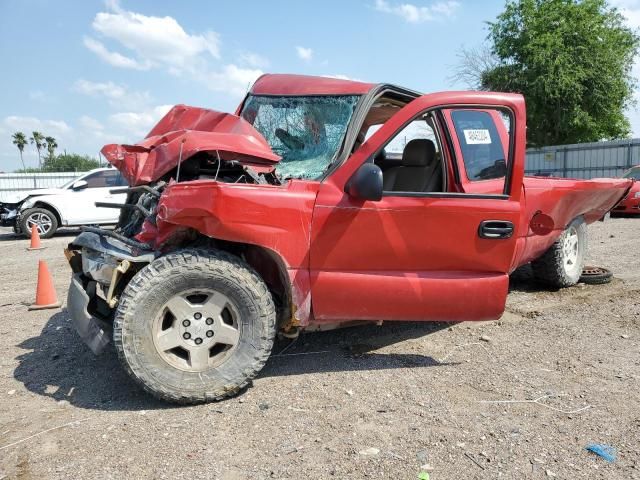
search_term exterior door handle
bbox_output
[478,220,514,239]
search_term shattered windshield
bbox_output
[241,95,360,180]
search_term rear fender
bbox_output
[519,177,632,265]
[524,177,632,230]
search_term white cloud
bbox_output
[206,64,263,97]
[80,4,262,99]
[79,115,105,131]
[83,37,150,70]
[74,78,126,99]
[296,46,313,62]
[73,78,152,109]
[374,0,460,23]
[239,51,270,68]
[3,116,72,136]
[109,104,173,138]
[86,2,220,73]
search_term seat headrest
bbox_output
[402,139,436,167]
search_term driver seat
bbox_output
[382,139,442,192]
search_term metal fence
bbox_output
[525,138,639,179]
[0,139,637,199]
[0,172,86,202]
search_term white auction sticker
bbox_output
[463,129,492,144]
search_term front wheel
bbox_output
[532,217,587,288]
[20,207,58,239]
[113,249,276,404]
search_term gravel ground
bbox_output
[0,219,638,480]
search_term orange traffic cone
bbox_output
[29,260,61,310]
[26,225,46,251]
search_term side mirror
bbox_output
[72,180,88,190]
[345,163,383,201]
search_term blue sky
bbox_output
[0,0,639,171]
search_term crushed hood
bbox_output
[101,105,281,186]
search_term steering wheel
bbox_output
[275,128,304,150]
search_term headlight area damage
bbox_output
[100,104,281,187]
[0,202,19,227]
[65,104,307,355]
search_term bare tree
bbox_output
[448,44,499,90]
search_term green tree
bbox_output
[44,136,58,160]
[11,131,28,170]
[41,153,100,172]
[29,131,45,168]
[462,0,639,147]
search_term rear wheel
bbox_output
[113,249,276,404]
[532,217,587,288]
[20,207,58,239]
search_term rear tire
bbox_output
[20,207,58,239]
[532,217,587,288]
[113,249,276,404]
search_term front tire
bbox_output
[20,207,58,239]
[532,217,587,288]
[113,249,276,404]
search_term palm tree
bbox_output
[11,132,28,170]
[45,136,58,162]
[30,131,45,169]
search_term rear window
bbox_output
[450,110,509,181]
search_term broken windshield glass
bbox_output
[240,95,360,180]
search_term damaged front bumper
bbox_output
[66,230,156,354]
[0,204,18,227]
[68,274,111,354]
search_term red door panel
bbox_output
[310,184,520,322]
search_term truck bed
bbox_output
[517,176,632,266]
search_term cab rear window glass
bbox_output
[451,110,508,181]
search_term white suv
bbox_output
[0,168,128,238]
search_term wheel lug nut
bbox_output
[194,313,202,320]
[182,319,191,327]
[206,330,214,337]
[205,318,213,325]
[194,337,203,345]
[183,332,191,340]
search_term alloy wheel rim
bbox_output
[26,212,52,235]
[152,288,241,372]
[562,226,581,276]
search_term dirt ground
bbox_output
[0,218,638,480]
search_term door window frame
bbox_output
[374,112,449,197]
[358,104,517,200]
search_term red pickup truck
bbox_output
[66,74,632,403]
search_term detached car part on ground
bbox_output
[65,74,634,404]
[0,168,128,238]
